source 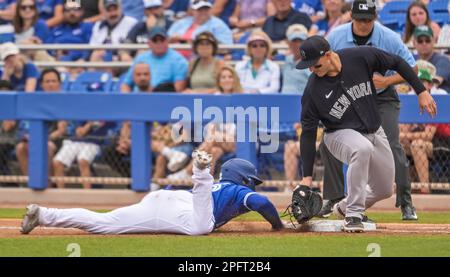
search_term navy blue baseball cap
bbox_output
[148,27,167,39]
[295,36,330,70]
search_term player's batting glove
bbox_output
[192,150,212,170]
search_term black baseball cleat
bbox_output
[342,217,364,233]
[401,205,418,221]
[317,198,342,218]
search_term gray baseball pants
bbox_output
[323,127,395,219]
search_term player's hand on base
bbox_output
[418,91,437,117]
[192,150,212,170]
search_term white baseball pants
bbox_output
[38,167,215,235]
[323,127,395,219]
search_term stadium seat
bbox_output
[430,12,449,26]
[428,0,449,14]
[379,0,411,31]
[69,71,113,93]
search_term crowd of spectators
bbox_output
[0,0,449,191]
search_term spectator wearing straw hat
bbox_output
[235,30,280,94]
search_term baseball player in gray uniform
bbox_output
[296,36,436,232]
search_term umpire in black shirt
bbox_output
[296,36,436,232]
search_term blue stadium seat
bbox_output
[69,71,113,93]
[379,0,412,31]
[428,0,449,14]
[430,12,449,26]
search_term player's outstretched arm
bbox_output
[246,193,283,230]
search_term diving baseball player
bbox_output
[296,36,436,232]
[21,151,284,235]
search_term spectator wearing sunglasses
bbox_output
[235,30,280,94]
[413,25,450,94]
[121,27,188,93]
[120,0,172,61]
[13,0,52,44]
[51,1,93,61]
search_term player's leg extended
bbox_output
[37,199,161,234]
[365,127,395,209]
[189,150,215,235]
[324,129,373,219]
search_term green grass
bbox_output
[3,208,450,224]
[1,235,450,257]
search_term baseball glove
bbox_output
[284,185,323,225]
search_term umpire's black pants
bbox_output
[320,97,413,208]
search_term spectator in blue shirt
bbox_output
[52,2,93,61]
[0,0,16,43]
[0,42,38,92]
[12,0,52,44]
[119,0,172,61]
[121,27,188,92]
[168,0,233,45]
[35,0,63,28]
[262,0,312,42]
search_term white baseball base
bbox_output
[296,220,377,232]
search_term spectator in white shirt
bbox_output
[89,0,138,62]
[235,30,280,94]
